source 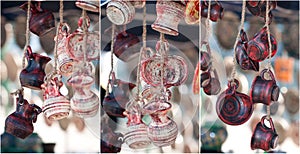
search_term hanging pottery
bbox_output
[20,46,51,90]
[56,23,77,76]
[67,65,99,118]
[67,16,100,61]
[106,0,135,25]
[235,29,259,71]
[20,1,55,36]
[123,101,151,149]
[251,115,278,151]
[152,0,185,36]
[101,124,123,153]
[5,92,42,139]
[113,30,140,62]
[141,55,188,87]
[201,0,224,22]
[143,99,178,147]
[216,79,254,125]
[201,68,221,95]
[200,42,212,71]
[76,0,100,12]
[41,74,70,121]
[247,27,277,62]
[102,72,136,118]
[250,69,280,105]
[246,1,276,24]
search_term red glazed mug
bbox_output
[201,0,224,22]
[251,115,278,151]
[235,29,259,71]
[216,79,254,125]
[200,42,212,71]
[246,27,277,62]
[250,69,280,105]
[201,69,221,95]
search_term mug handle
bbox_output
[261,115,275,131]
[260,69,276,82]
[141,47,155,59]
[226,79,239,95]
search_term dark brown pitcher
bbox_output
[235,29,259,71]
[20,46,51,90]
[247,27,277,62]
[250,69,280,105]
[5,92,42,139]
[102,72,136,118]
[20,1,55,36]
[216,79,254,125]
[101,124,123,153]
[251,115,278,151]
[113,30,140,62]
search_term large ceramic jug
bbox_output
[5,92,42,139]
[20,46,51,90]
[20,1,55,36]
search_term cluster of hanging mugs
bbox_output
[5,0,100,139]
[197,0,280,151]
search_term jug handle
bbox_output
[261,115,275,131]
[25,45,33,59]
[30,104,42,123]
[260,69,276,82]
[239,29,248,43]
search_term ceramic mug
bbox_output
[235,29,259,71]
[250,69,280,105]
[247,27,277,62]
[251,115,278,151]
[106,0,135,25]
[216,79,254,125]
[201,69,221,95]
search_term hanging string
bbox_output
[52,0,64,77]
[265,0,272,120]
[159,33,166,93]
[265,0,273,72]
[81,9,88,64]
[204,0,211,42]
[230,0,246,81]
[135,5,147,101]
[22,0,31,69]
[142,5,147,48]
[106,24,115,96]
